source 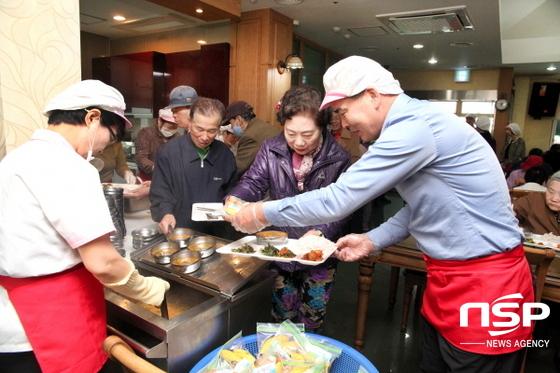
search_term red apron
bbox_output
[0,264,108,373]
[421,244,534,355]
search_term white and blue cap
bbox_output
[42,79,132,128]
[320,56,403,110]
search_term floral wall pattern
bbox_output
[0,0,81,159]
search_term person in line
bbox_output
[217,124,240,155]
[0,80,169,373]
[226,56,533,372]
[96,141,136,184]
[543,144,560,173]
[465,113,476,127]
[150,97,237,237]
[499,122,526,174]
[329,110,364,164]
[135,108,180,181]
[512,166,548,192]
[506,154,544,188]
[330,110,370,232]
[225,85,351,333]
[222,100,280,177]
[513,171,560,235]
[166,85,198,131]
[474,115,496,152]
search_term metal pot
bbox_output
[150,242,180,264]
[170,250,202,273]
[187,236,216,258]
[166,227,194,248]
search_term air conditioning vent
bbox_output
[376,6,474,35]
[112,14,195,34]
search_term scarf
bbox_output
[292,135,323,191]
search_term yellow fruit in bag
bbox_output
[261,335,291,353]
[233,349,256,363]
[220,349,241,364]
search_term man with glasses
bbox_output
[150,97,237,238]
[226,56,533,372]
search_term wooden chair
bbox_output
[389,246,555,336]
[520,246,555,373]
[103,335,165,373]
[509,188,544,203]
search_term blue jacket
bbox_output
[228,129,351,240]
[150,134,237,235]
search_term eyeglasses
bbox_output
[107,126,118,146]
[334,108,349,117]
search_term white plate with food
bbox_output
[216,234,338,265]
[101,183,141,195]
[524,233,560,251]
[192,203,224,221]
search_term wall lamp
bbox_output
[277,54,304,74]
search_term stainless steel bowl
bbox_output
[132,227,160,238]
[256,231,288,246]
[166,228,194,248]
[170,250,202,273]
[150,242,180,264]
[187,236,216,258]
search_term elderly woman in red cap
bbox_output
[506,154,544,188]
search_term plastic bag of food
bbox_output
[196,331,247,373]
[256,322,305,352]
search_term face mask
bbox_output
[86,114,100,161]
[161,127,177,138]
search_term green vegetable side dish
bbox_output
[261,244,279,256]
[232,243,256,254]
[260,244,296,258]
[525,238,535,244]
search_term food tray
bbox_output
[216,236,337,266]
[101,183,140,195]
[192,203,224,221]
[524,233,560,251]
[189,333,379,373]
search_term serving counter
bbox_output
[105,209,275,373]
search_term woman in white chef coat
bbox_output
[0,80,170,373]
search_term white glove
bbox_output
[230,201,271,234]
[124,170,136,184]
[333,234,376,261]
[102,259,170,306]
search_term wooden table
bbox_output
[353,237,560,351]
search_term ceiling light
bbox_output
[113,15,126,21]
[450,42,474,47]
[332,26,341,33]
[413,44,424,49]
[197,40,207,44]
[428,58,438,64]
[275,0,304,4]
[343,34,351,40]
[277,54,304,74]
[196,8,203,13]
[547,66,557,71]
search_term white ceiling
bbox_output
[80,0,560,77]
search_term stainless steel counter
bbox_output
[107,212,275,373]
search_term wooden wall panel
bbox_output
[229,9,293,125]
